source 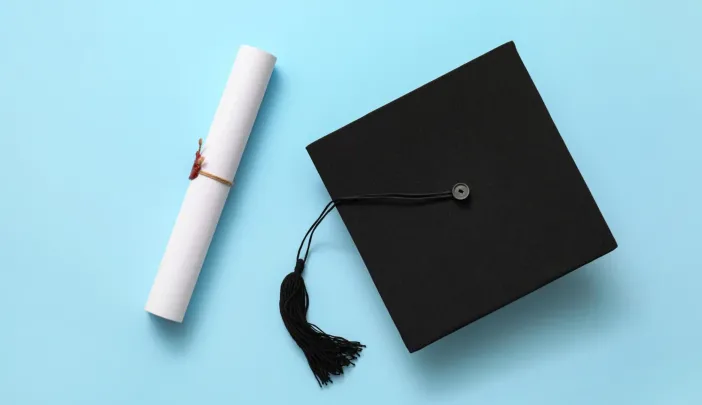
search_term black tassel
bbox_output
[279,186,462,386]
[280,259,364,386]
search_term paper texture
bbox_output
[145,45,276,322]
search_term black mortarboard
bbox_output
[279,41,617,386]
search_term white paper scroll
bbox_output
[145,45,276,322]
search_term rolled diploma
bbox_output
[145,45,276,322]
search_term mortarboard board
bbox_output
[279,41,617,386]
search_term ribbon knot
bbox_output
[188,138,233,187]
[189,138,206,180]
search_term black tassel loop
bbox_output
[279,185,466,386]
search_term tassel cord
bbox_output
[298,191,453,264]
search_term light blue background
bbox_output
[1,0,701,404]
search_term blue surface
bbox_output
[1,0,701,403]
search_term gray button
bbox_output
[452,183,470,200]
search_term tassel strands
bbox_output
[280,259,365,386]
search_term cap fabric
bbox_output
[305,41,617,352]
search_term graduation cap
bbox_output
[279,41,617,386]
